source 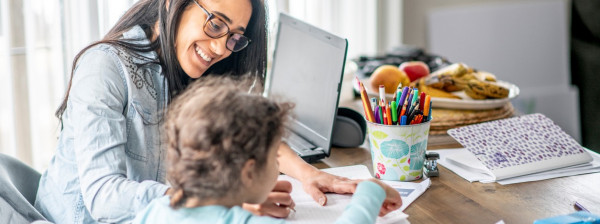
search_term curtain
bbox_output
[1,0,401,171]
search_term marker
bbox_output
[378,106,384,124]
[385,105,394,125]
[370,97,377,112]
[423,95,431,121]
[379,85,386,106]
[397,87,409,113]
[420,92,426,111]
[427,101,433,122]
[406,90,414,114]
[391,101,398,124]
[400,115,407,126]
[374,105,380,124]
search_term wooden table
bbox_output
[312,100,600,223]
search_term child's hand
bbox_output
[301,170,359,206]
[242,180,295,218]
[368,178,403,216]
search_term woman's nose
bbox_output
[210,35,229,56]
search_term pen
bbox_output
[574,201,590,212]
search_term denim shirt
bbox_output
[35,25,170,224]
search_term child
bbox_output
[133,76,402,224]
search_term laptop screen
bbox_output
[265,13,348,156]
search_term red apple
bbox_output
[399,61,430,82]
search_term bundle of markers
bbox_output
[356,77,432,125]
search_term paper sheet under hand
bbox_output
[279,165,423,224]
[435,148,600,185]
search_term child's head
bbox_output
[165,75,292,209]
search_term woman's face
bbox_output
[176,0,252,78]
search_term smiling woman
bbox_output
[32,0,383,223]
[35,0,269,223]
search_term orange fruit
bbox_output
[369,65,409,94]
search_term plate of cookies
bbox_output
[359,63,520,110]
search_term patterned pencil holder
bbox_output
[367,120,431,181]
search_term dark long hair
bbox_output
[55,0,267,120]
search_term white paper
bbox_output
[279,165,417,224]
[436,148,600,185]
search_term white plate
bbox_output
[355,78,520,110]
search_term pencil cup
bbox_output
[367,120,431,181]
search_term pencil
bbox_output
[356,78,375,122]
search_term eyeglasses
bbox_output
[193,0,251,52]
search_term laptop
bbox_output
[264,13,348,163]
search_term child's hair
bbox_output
[164,74,293,209]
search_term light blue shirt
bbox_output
[133,181,386,224]
[35,25,170,224]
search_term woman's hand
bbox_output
[242,180,296,218]
[301,170,360,206]
[368,178,402,216]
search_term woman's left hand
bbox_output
[301,170,360,206]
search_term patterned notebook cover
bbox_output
[447,113,592,180]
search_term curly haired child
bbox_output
[133,75,401,224]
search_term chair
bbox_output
[0,153,48,223]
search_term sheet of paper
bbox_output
[279,165,414,224]
[436,148,600,185]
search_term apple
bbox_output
[399,61,430,82]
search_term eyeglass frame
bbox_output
[192,0,251,52]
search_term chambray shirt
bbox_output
[35,26,170,224]
[133,181,386,224]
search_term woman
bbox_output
[35,0,400,223]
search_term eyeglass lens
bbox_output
[203,14,249,52]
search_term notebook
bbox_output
[447,113,592,181]
[264,13,348,163]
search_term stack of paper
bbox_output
[436,148,600,185]
[279,165,431,224]
[439,113,600,185]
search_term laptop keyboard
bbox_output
[284,133,316,151]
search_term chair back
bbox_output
[0,153,47,223]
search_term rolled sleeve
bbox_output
[70,48,168,223]
[335,181,385,224]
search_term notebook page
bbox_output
[279,165,410,224]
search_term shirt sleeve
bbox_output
[70,48,169,223]
[335,181,385,224]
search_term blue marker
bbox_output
[400,115,407,126]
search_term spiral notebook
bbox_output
[447,113,592,181]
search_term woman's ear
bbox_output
[240,159,257,188]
